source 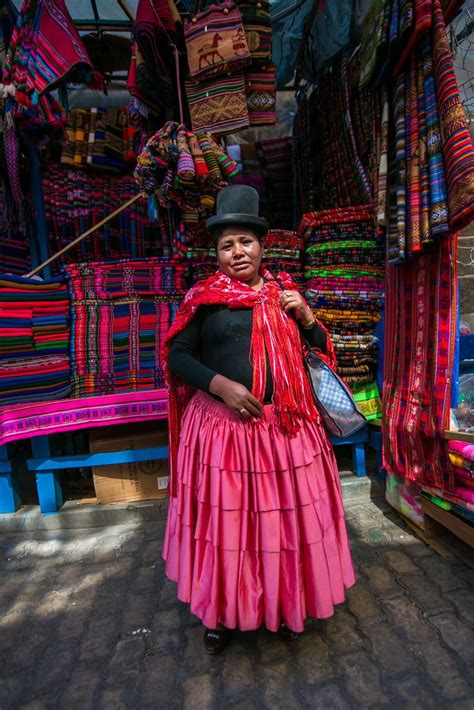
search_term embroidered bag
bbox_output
[185,72,250,134]
[237,0,271,61]
[184,2,251,82]
[244,63,276,125]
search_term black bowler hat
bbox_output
[206,185,269,237]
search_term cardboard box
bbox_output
[90,423,169,504]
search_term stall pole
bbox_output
[26,192,144,278]
[26,142,52,280]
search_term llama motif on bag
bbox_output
[184,2,251,82]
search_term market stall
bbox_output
[0,0,472,530]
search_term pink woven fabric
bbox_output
[163,391,356,632]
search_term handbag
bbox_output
[244,62,276,125]
[304,349,367,437]
[236,0,271,61]
[184,2,251,83]
[275,278,367,437]
[185,72,250,134]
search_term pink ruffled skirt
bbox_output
[163,391,356,632]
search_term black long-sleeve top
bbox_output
[167,305,327,403]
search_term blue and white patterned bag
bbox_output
[305,350,366,437]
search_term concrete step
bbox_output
[339,470,385,505]
[0,472,383,533]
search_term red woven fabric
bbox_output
[432,0,474,232]
[382,234,458,490]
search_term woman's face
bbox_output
[216,226,263,285]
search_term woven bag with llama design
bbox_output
[184,2,251,82]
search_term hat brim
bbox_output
[206,213,269,236]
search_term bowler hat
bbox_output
[206,185,269,237]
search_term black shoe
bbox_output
[204,627,232,655]
[278,623,300,640]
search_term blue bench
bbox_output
[0,438,169,514]
[330,426,369,477]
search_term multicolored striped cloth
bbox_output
[61,108,139,173]
[302,206,384,408]
[432,0,474,233]
[0,274,71,404]
[262,230,305,290]
[3,0,94,98]
[134,122,239,208]
[64,259,187,398]
[383,233,458,490]
[42,165,171,269]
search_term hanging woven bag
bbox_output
[184,1,251,82]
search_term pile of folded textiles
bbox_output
[0,274,71,404]
[448,441,474,505]
[64,259,188,397]
[187,224,216,284]
[301,205,384,420]
[263,230,304,290]
[42,165,169,267]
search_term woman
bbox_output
[163,185,355,654]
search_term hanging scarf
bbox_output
[163,268,336,496]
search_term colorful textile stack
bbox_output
[134,122,238,215]
[61,108,140,173]
[42,165,170,268]
[383,233,458,490]
[258,137,294,229]
[0,274,70,404]
[187,224,216,284]
[263,230,304,290]
[64,259,187,397]
[301,206,384,420]
[448,441,474,504]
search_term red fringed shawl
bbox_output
[163,268,336,496]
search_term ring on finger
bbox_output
[239,407,247,415]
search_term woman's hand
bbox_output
[208,374,263,419]
[279,290,315,327]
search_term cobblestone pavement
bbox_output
[1,496,473,710]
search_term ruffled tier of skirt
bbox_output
[163,391,356,632]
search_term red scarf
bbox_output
[163,268,336,496]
